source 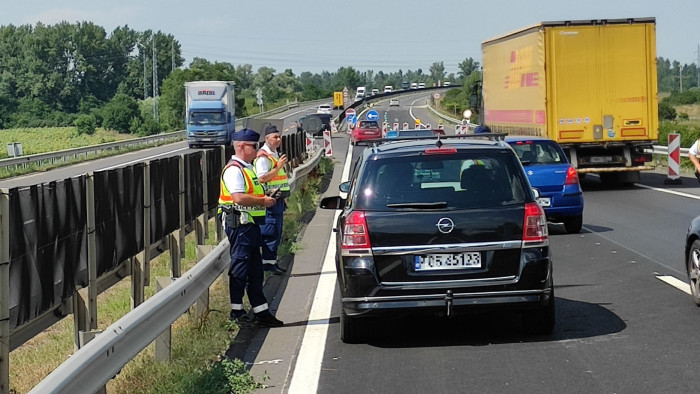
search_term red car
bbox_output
[350,120,381,145]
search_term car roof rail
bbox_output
[366,133,508,147]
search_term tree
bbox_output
[458,58,480,83]
[430,62,446,85]
[74,114,96,135]
[102,93,140,133]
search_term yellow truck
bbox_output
[481,18,658,184]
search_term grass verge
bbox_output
[9,156,333,394]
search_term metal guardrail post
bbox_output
[169,155,185,278]
[1,189,10,394]
[132,163,150,308]
[154,277,174,362]
[73,173,98,350]
[200,150,209,242]
[216,147,226,242]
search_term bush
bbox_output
[659,102,677,121]
[658,120,700,146]
[74,114,96,135]
[102,93,141,133]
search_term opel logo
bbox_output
[436,217,455,234]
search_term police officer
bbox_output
[254,125,290,275]
[219,128,284,327]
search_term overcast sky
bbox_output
[2,0,699,75]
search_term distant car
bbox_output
[299,113,332,137]
[383,86,393,93]
[444,81,451,87]
[350,120,381,145]
[386,128,445,139]
[410,82,418,89]
[684,216,700,305]
[320,135,554,343]
[505,136,584,233]
[418,82,426,89]
[371,88,379,96]
[354,94,364,102]
[389,98,400,107]
[317,104,332,115]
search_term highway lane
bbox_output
[290,112,700,392]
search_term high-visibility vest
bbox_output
[219,159,266,224]
[255,149,290,193]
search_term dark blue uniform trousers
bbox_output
[226,223,268,310]
[260,199,285,262]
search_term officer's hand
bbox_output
[278,154,288,168]
[263,196,276,207]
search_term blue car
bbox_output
[505,136,584,233]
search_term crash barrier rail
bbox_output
[27,147,324,394]
[0,131,186,171]
[0,97,333,172]
[0,131,311,393]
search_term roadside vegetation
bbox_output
[9,156,333,393]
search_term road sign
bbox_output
[366,110,379,121]
[346,108,356,118]
[346,114,357,124]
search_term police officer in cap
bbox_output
[219,128,284,327]
[254,125,289,275]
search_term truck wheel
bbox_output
[564,215,583,234]
[522,289,555,335]
[687,239,700,306]
[188,143,198,149]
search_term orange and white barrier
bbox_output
[323,129,332,156]
[393,122,399,130]
[665,133,681,184]
[402,122,409,130]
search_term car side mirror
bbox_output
[339,181,350,193]
[320,196,345,210]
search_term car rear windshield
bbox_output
[353,150,528,210]
[508,140,567,165]
[359,121,379,128]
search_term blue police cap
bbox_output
[231,128,260,142]
[264,125,280,135]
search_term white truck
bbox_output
[184,81,236,148]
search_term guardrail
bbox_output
[27,148,325,393]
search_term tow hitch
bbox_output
[445,290,454,317]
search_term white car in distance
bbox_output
[317,104,332,114]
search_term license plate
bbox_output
[537,197,551,207]
[590,156,612,163]
[414,253,481,271]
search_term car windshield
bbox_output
[509,140,566,165]
[189,111,226,125]
[353,151,528,210]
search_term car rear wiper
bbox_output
[386,202,448,209]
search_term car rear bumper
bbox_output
[342,288,553,317]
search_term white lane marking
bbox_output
[635,183,700,200]
[288,140,353,394]
[97,147,190,171]
[655,274,691,295]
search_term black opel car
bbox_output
[320,135,554,343]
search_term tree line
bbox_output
[0,22,696,133]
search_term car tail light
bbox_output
[523,202,548,243]
[632,153,652,164]
[342,211,371,249]
[564,166,579,185]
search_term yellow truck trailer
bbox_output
[481,17,658,184]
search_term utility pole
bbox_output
[680,66,683,93]
[141,41,147,100]
[153,41,159,121]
